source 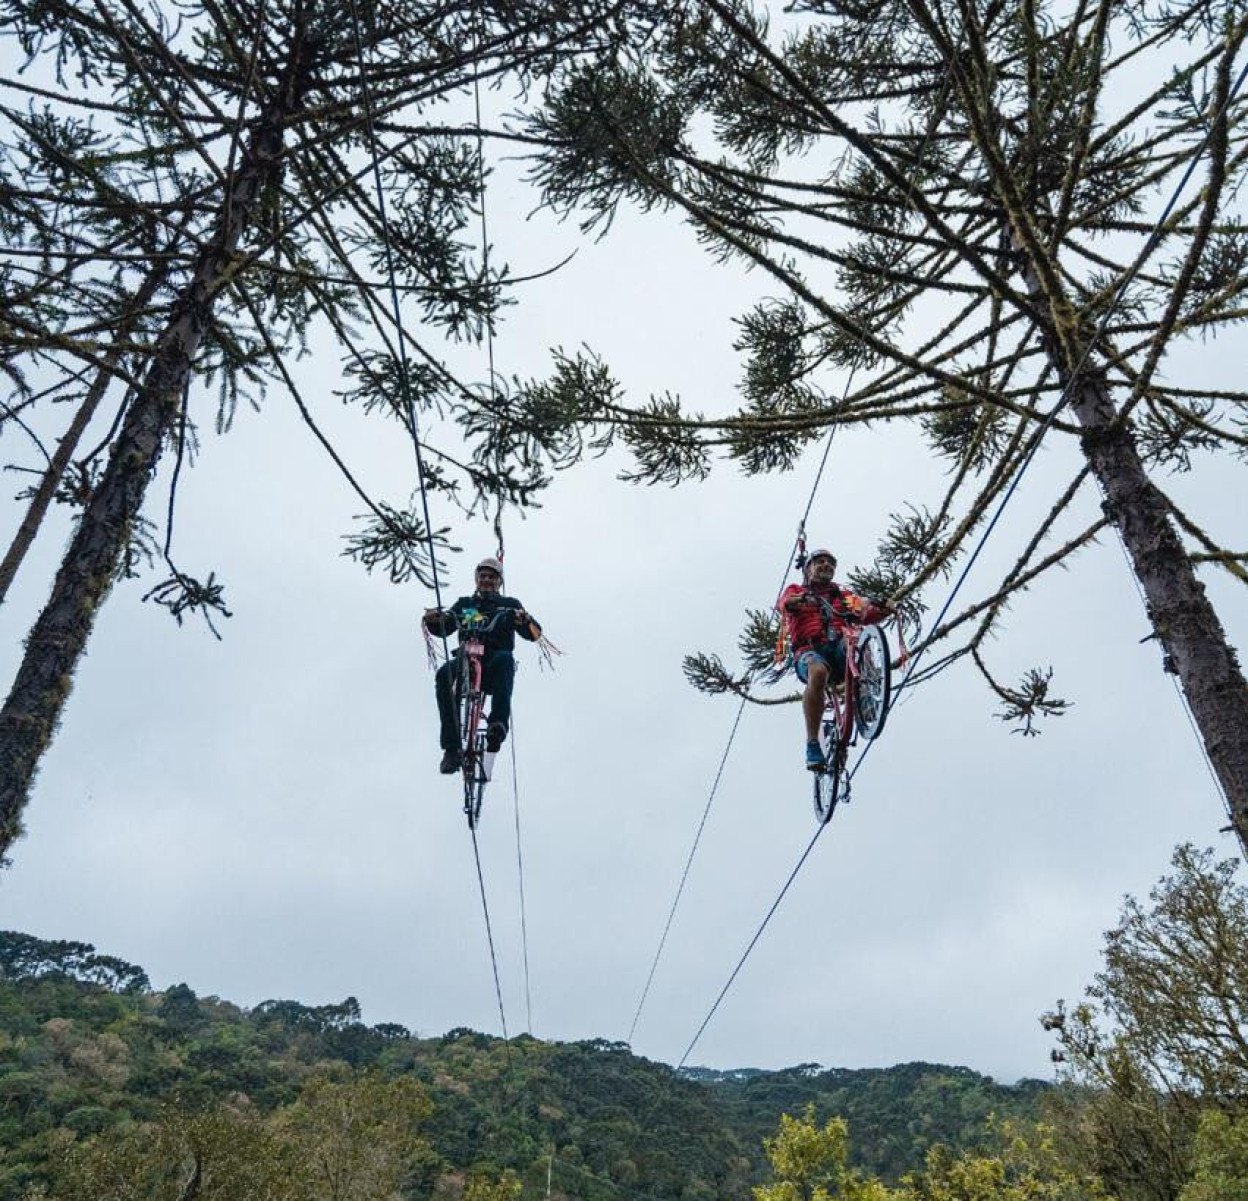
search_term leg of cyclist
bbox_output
[481,650,516,752]
[795,649,830,770]
[435,655,462,774]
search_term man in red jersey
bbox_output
[777,548,890,770]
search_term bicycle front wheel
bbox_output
[812,715,843,824]
[853,624,891,741]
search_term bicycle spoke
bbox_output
[854,625,891,742]
[813,709,843,824]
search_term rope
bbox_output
[892,48,1248,708]
[626,400,846,1046]
[673,38,1248,1071]
[626,696,744,1044]
[677,824,824,1068]
[623,12,970,1053]
[345,0,450,660]
[471,24,500,448]
[469,822,513,1046]
[509,717,535,1032]
[472,29,535,1035]
[1172,675,1237,830]
[346,0,514,1045]
[630,25,965,1051]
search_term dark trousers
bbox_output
[435,650,516,751]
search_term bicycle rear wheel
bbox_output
[812,714,844,824]
[853,624,891,741]
[458,657,485,827]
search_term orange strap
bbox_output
[773,616,790,665]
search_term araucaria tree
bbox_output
[1043,844,1248,1200]
[513,0,1248,845]
[0,0,626,859]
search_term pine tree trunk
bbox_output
[1019,260,1248,853]
[1066,372,1248,851]
[0,33,311,861]
[0,266,168,607]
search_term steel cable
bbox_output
[472,32,536,1034]
[510,718,535,1032]
[628,16,958,1048]
[626,413,842,1046]
[346,0,512,1043]
[675,38,1248,1070]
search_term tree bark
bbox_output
[1018,259,1248,854]
[0,28,312,861]
[1067,372,1248,852]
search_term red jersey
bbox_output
[777,582,885,651]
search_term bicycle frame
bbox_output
[812,620,891,824]
[819,624,865,778]
[452,609,511,827]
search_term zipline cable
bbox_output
[346,0,511,1044]
[344,0,450,640]
[676,41,1248,1069]
[889,46,1248,709]
[630,29,966,1052]
[471,37,501,438]
[509,721,535,1033]
[471,25,536,1034]
[470,822,512,1042]
[626,409,844,1047]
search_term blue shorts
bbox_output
[794,638,846,684]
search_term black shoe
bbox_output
[486,723,506,753]
[439,748,462,774]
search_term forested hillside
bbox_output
[0,931,1043,1201]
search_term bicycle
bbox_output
[811,620,891,824]
[450,607,517,829]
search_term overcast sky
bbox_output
[2,40,1244,1086]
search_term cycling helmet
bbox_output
[476,556,504,577]
[803,548,836,577]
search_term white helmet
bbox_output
[803,548,836,577]
[476,556,503,577]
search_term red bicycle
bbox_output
[812,620,891,823]
[452,608,515,829]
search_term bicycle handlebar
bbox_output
[785,590,893,625]
[454,608,520,638]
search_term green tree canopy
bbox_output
[1044,844,1248,1200]
[512,0,1248,844]
[0,0,631,861]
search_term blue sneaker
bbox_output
[805,740,824,771]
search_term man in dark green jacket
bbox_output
[423,557,541,774]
